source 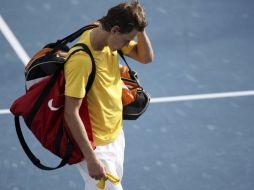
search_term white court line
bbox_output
[1,90,254,115]
[0,109,10,115]
[0,15,253,115]
[150,90,254,103]
[0,14,30,65]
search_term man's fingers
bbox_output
[91,174,106,181]
[94,176,101,180]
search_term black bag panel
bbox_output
[25,55,65,81]
[123,89,150,120]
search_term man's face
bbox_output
[108,27,138,51]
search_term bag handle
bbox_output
[59,24,98,44]
[15,116,73,170]
[48,24,98,55]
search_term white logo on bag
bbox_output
[48,99,63,111]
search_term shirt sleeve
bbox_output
[121,40,137,55]
[64,51,93,98]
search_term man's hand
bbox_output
[87,157,107,180]
[126,30,154,64]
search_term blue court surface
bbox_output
[1,0,254,190]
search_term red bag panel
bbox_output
[10,71,94,164]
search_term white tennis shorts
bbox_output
[77,129,125,190]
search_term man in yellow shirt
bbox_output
[64,1,154,189]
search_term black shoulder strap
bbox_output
[117,50,141,87]
[15,115,73,170]
[44,24,98,54]
[59,24,98,45]
[15,44,96,171]
[117,50,131,70]
[49,24,98,54]
[71,43,96,93]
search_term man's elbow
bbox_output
[64,107,77,122]
[64,109,72,122]
[140,53,154,64]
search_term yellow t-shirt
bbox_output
[64,29,136,145]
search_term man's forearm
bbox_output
[136,30,154,63]
[64,111,96,162]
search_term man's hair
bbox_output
[99,0,147,33]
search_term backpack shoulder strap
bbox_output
[70,43,96,93]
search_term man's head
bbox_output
[100,0,147,33]
[99,0,147,50]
